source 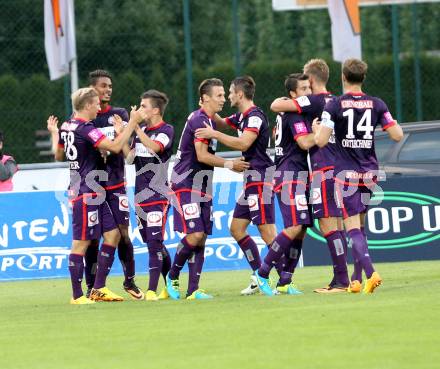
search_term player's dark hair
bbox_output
[141,89,169,115]
[342,58,368,84]
[231,75,256,100]
[89,69,113,86]
[303,59,329,84]
[198,78,224,100]
[284,73,309,95]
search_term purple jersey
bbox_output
[171,109,217,190]
[92,106,129,189]
[132,121,175,204]
[225,106,273,183]
[58,117,106,197]
[322,92,396,173]
[293,93,337,171]
[274,112,309,175]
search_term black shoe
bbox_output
[123,280,145,300]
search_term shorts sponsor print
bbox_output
[274,180,311,228]
[233,182,275,225]
[136,200,169,242]
[71,195,117,240]
[105,185,129,226]
[172,188,213,235]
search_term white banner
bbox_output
[44,0,77,80]
[328,0,362,62]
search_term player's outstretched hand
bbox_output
[47,115,59,133]
[312,117,320,134]
[113,114,124,135]
[129,105,147,125]
[231,157,250,172]
[195,123,217,139]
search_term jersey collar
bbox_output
[98,105,112,114]
[147,121,165,131]
[242,105,257,118]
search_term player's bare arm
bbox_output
[296,133,316,150]
[47,115,65,161]
[97,106,145,154]
[195,122,257,152]
[270,97,299,113]
[385,123,404,142]
[194,140,249,172]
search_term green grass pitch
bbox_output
[1,260,439,369]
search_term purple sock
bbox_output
[278,239,303,286]
[238,235,261,271]
[161,246,171,282]
[187,247,205,296]
[69,253,84,299]
[93,243,116,289]
[259,231,292,279]
[348,228,375,279]
[84,242,98,289]
[168,236,195,280]
[273,248,286,277]
[324,231,349,286]
[147,240,163,292]
[351,228,365,282]
[118,237,135,284]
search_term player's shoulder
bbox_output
[283,111,304,123]
[160,122,175,136]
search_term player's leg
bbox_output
[90,202,124,302]
[84,239,99,298]
[69,239,95,304]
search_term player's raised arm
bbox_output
[195,122,257,152]
[97,106,145,154]
[270,97,299,113]
[194,140,249,172]
[47,115,65,162]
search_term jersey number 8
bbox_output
[61,131,78,160]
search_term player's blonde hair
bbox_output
[71,87,99,111]
[342,58,368,84]
[303,59,329,84]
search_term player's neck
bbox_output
[344,83,363,94]
[74,112,91,122]
[239,100,254,114]
[99,102,109,111]
[147,116,163,127]
[200,104,215,118]
[312,83,328,94]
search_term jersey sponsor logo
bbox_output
[135,142,155,158]
[311,188,322,205]
[87,210,99,227]
[98,126,115,140]
[247,116,263,130]
[247,194,260,211]
[294,122,308,134]
[384,111,394,124]
[342,139,373,148]
[296,95,311,107]
[153,133,171,148]
[118,195,129,212]
[182,203,200,220]
[88,129,104,143]
[341,100,373,109]
[147,211,163,227]
[295,194,308,211]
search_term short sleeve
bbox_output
[153,128,174,152]
[289,117,309,141]
[378,100,396,131]
[293,95,314,115]
[82,125,106,147]
[192,115,211,145]
[243,113,263,135]
[225,113,240,130]
[321,99,338,130]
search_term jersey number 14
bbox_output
[343,109,373,140]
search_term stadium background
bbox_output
[2,0,440,163]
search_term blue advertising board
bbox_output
[1,176,439,281]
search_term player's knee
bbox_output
[147,239,163,254]
[283,225,302,240]
[186,232,205,246]
[259,225,277,244]
[103,228,121,246]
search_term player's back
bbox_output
[294,93,336,171]
[59,118,105,196]
[92,106,129,188]
[323,92,396,173]
[171,109,217,189]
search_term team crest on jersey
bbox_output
[147,211,163,227]
[296,96,311,107]
[182,203,200,220]
[295,194,308,211]
[88,210,99,227]
[118,195,129,212]
[247,195,260,211]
